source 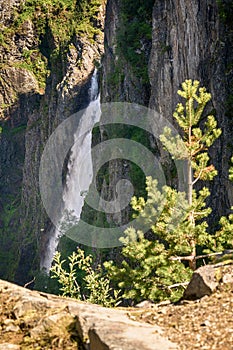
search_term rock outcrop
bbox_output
[0,279,177,350]
[183,261,233,300]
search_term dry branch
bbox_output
[169,250,233,263]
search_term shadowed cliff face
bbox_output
[148,0,233,220]
[98,0,154,227]
[101,0,152,104]
[101,0,233,226]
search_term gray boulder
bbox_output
[183,262,233,300]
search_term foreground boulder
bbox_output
[0,279,177,350]
[183,261,233,300]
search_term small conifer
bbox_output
[105,80,223,302]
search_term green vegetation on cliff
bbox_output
[13,0,104,41]
[0,0,105,283]
[0,0,104,90]
[117,0,154,82]
[217,0,233,24]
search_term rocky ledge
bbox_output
[1,261,232,350]
[0,279,176,350]
[130,261,233,350]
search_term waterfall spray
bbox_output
[41,69,101,272]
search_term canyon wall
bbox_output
[148,0,233,219]
[100,0,233,226]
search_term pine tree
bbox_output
[105,80,223,303]
[160,79,221,268]
[105,178,193,303]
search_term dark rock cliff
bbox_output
[98,0,154,226]
[101,0,233,225]
[148,0,233,220]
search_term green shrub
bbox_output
[50,247,121,307]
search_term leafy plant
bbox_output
[50,247,121,307]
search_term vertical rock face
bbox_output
[99,0,153,226]
[101,0,233,227]
[150,1,222,113]
[0,0,106,283]
[0,0,42,281]
[101,0,152,104]
[149,0,233,219]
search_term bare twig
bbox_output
[168,282,189,289]
[169,250,233,263]
[212,259,233,267]
[24,277,35,288]
[169,255,196,262]
[192,168,203,185]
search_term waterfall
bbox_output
[62,71,100,222]
[41,69,101,272]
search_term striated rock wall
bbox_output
[101,0,151,104]
[98,0,153,227]
[149,0,233,220]
[101,0,233,227]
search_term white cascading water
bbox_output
[41,69,101,272]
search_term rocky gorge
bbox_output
[0,0,233,317]
[0,1,233,348]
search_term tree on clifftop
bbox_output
[105,80,223,302]
[160,80,221,269]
